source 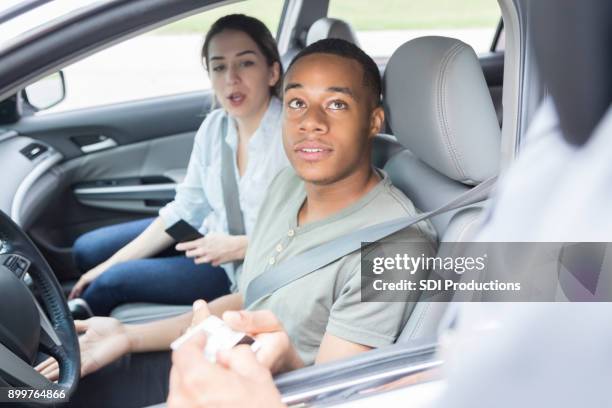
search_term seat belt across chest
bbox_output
[220,116,246,270]
[244,177,496,307]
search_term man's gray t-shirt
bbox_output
[238,168,437,365]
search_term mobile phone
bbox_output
[165,219,203,242]
[170,315,260,362]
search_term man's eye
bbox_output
[329,100,347,110]
[212,65,226,73]
[288,99,305,109]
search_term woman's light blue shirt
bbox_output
[159,97,288,289]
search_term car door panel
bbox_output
[13,91,210,160]
[68,130,194,213]
[9,91,213,280]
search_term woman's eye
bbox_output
[288,99,305,109]
[329,100,347,110]
[239,60,255,68]
[212,65,226,73]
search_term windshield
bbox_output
[0,0,109,51]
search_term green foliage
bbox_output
[328,0,500,30]
[155,0,284,35]
[155,0,500,35]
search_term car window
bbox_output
[0,0,107,50]
[327,0,500,61]
[42,0,284,114]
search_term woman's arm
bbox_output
[108,216,174,264]
[69,217,175,298]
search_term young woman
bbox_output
[68,14,288,316]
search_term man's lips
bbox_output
[293,142,333,162]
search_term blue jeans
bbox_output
[73,217,230,316]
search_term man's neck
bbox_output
[298,165,380,226]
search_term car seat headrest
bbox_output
[306,17,360,46]
[383,36,501,185]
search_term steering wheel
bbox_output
[0,210,80,403]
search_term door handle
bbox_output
[72,134,117,153]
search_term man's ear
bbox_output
[269,61,281,88]
[369,105,385,139]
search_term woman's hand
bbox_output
[68,260,113,299]
[35,317,131,381]
[176,233,247,266]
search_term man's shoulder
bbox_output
[266,167,303,196]
[253,167,303,222]
[368,173,420,219]
[366,173,438,243]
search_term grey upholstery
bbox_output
[384,149,469,235]
[381,37,500,342]
[397,207,486,341]
[305,17,360,46]
[383,36,500,185]
[111,303,191,324]
[371,133,404,169]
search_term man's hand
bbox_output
[186,301,302,374]
[175,233,247,266]
[35,317,131,381]
[68,261,112,299]
[222,310,304,374]
[167,332,285,408]
[182,300,211,334]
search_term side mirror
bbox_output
[23,71,66,111]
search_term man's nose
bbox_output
[298,106,328,134]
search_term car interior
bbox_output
[0,0,534,404]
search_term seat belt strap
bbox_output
[220,117,246,270]
[244,177,496,307]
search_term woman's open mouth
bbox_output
[227,92,246,107]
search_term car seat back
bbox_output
[282,17,360,69]
[305,17,360,46]
[381,36,501,341]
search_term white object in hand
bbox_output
[171,315,260,362]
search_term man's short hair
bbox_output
[287,38,382,107]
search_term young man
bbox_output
[38,39,436,407]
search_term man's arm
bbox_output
[315,333,372,364]
[126,293,243,353]
[221,311,372,374]
[166,319,374,408]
